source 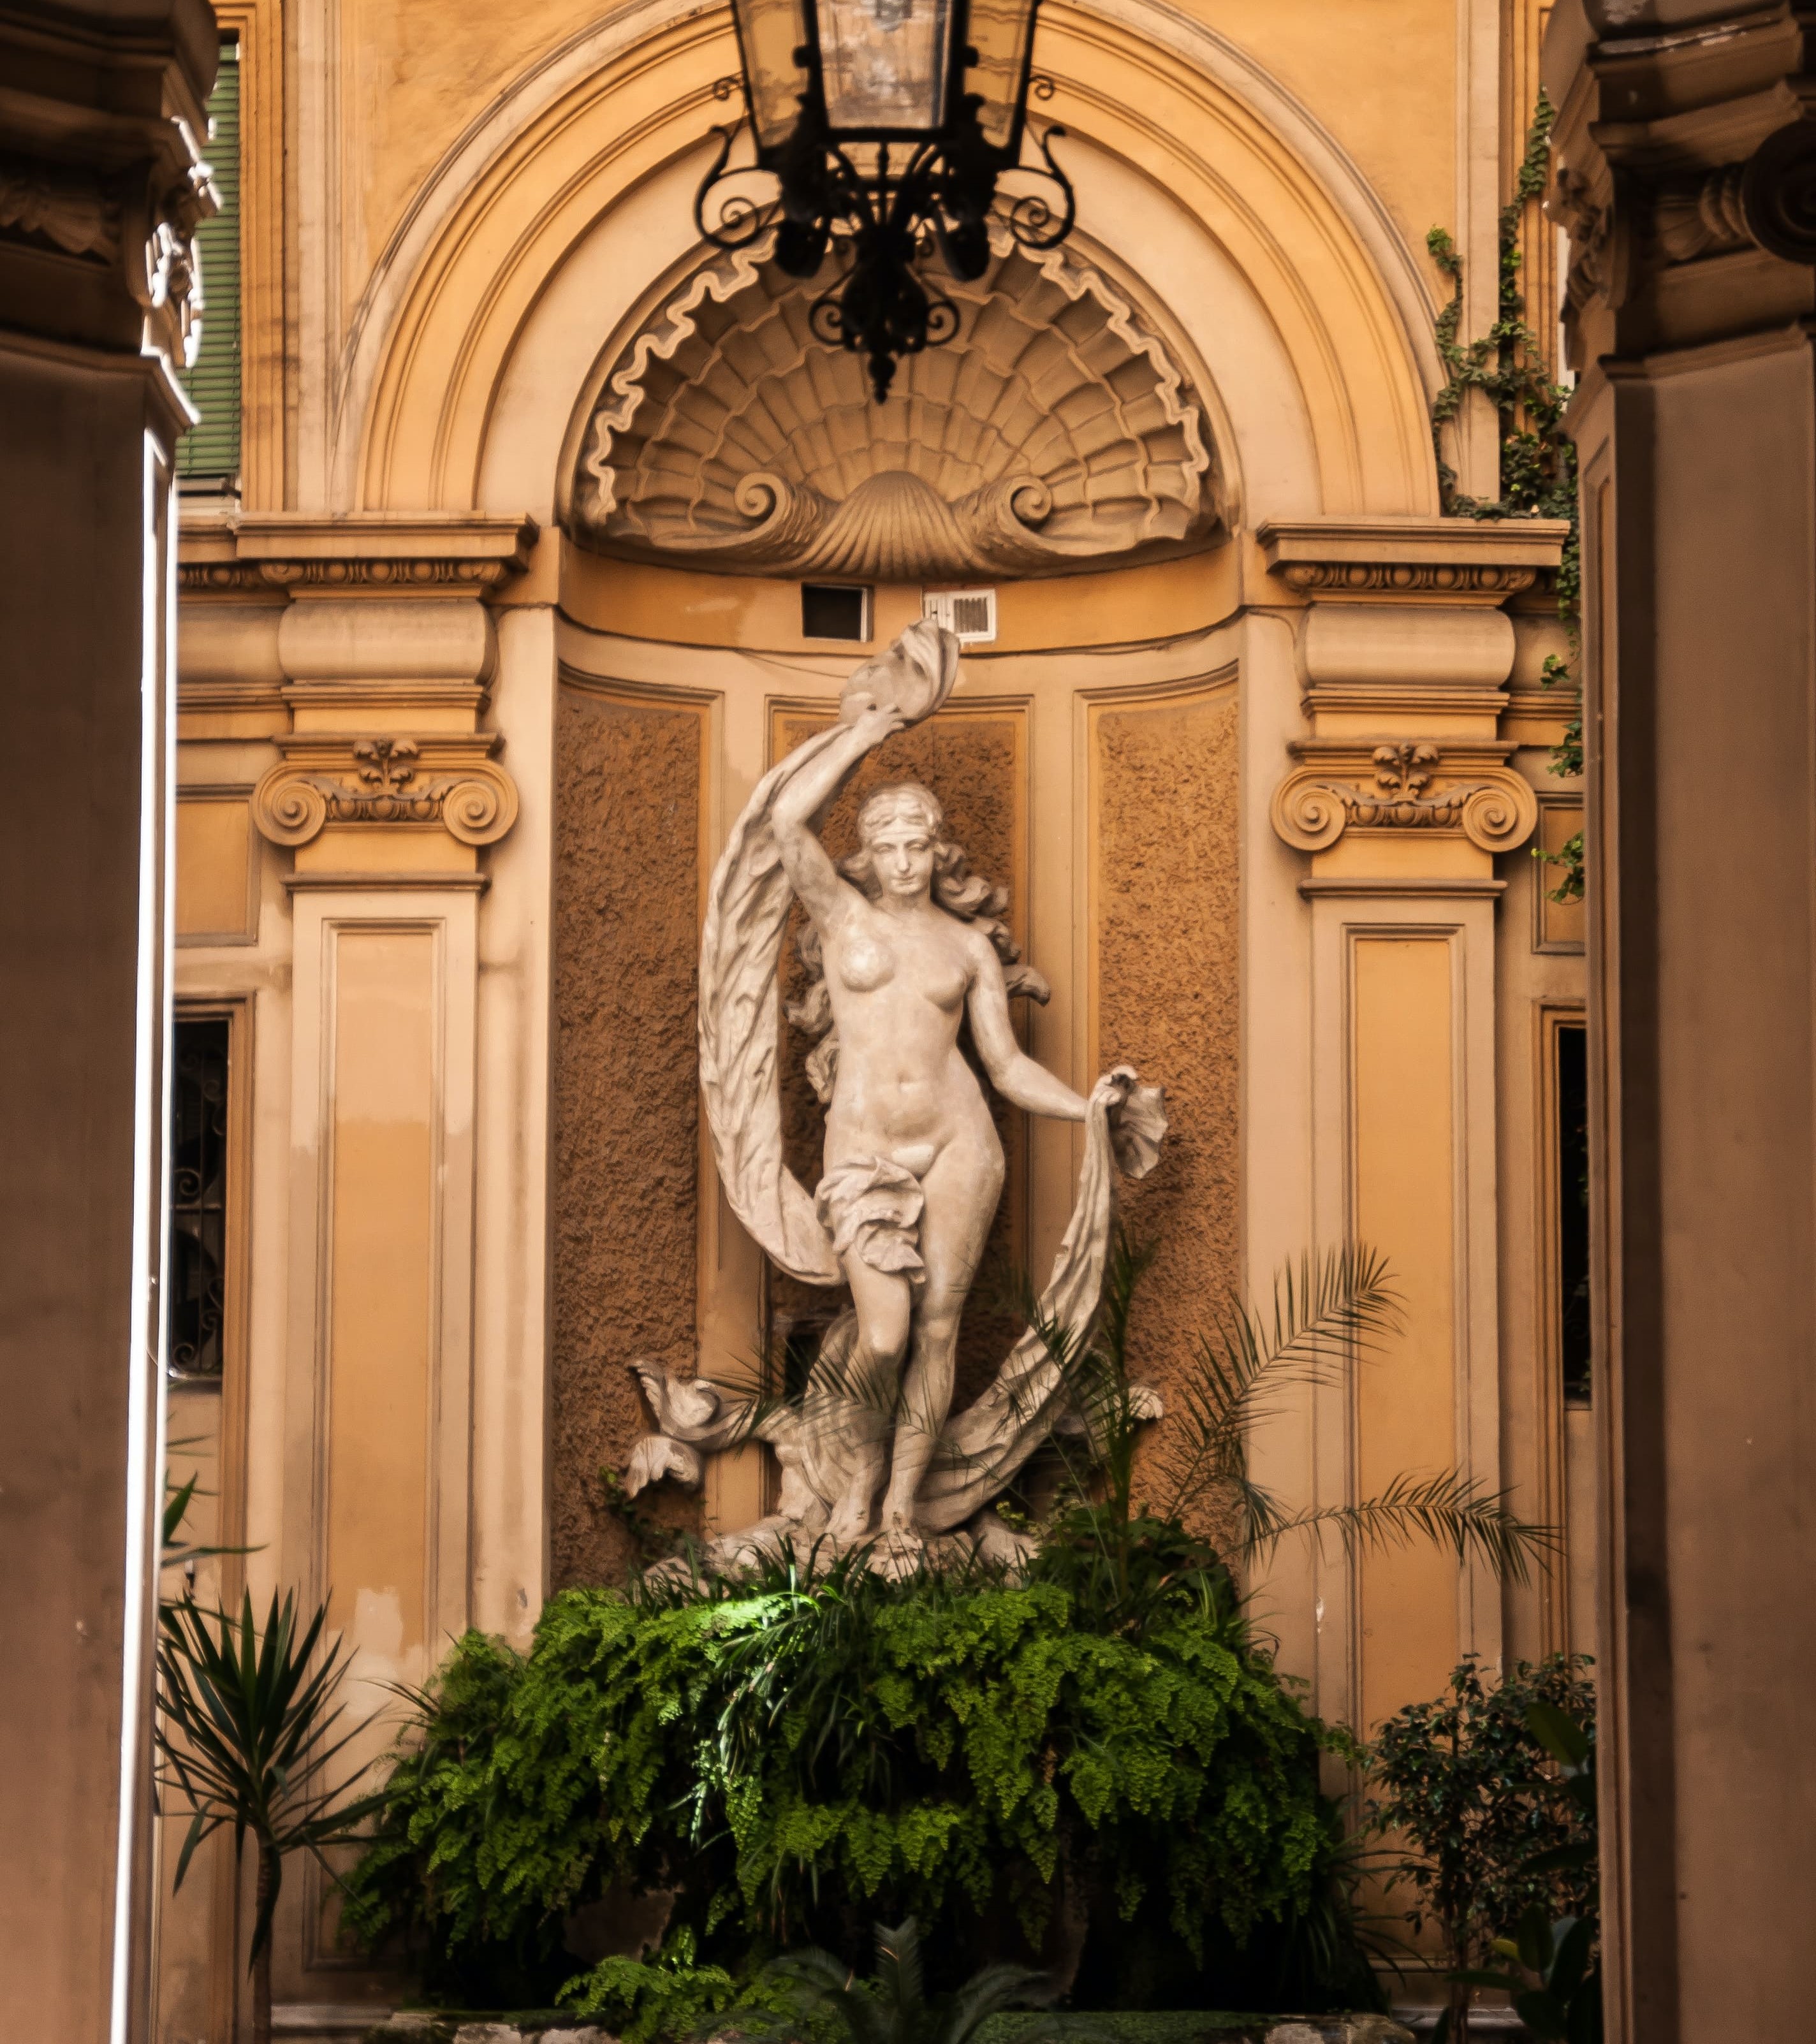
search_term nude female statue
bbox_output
[770,704,1129,1547]
[624,623,1165,1572]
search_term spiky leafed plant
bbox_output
[156,1589,386,2044]
[161,1436,256,1589]
[1014,1237,1555,1613]
[764,1917,1059,2044]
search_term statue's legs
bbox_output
[824,1256,911,1538]
[879,1131,1003,1537]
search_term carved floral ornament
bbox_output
[568,232,1225,582]
[0,150,216,367]
[1549,119,1816,332]
[1270,740,1538,856]
[251,736,518,849]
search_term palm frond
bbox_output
[767,1947,891,2044]
[1243,1470,1559,1586]
[872,1919,925,2026]
[1150,1245,1402,1524]
[937,1960,1056,2044]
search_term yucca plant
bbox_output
[155,1589,386,2044]
[763,1917,1060,2044]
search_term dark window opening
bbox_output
[177,43,242,486]
[772,1309,841,1402]
[802,583,870,641]
[168,1017,230,1382]
[1557,1022,1591,1406]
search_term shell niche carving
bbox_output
[569,233,1225,581]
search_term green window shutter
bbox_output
[178,47,242,483]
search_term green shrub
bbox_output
[1367,1654,1596,2040]
[344,1537,1348,2012]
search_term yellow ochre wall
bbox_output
[168,0,1581,2031]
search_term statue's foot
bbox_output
[872,1522,926,1582]
[825,1503,872,1543]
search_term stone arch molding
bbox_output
[340,0,1440,518]
[569,231,1225,581]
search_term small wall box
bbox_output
[922,587,997,645]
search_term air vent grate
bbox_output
[921,587,997,645]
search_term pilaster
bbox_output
[1256,514,1567,1735]
[1543,6,1816,2038]
[0,6,217,2039]
[177,509,542,2009]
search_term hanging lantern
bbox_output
[698,0,1073,401]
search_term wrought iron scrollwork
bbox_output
[694,105,1076,402]
[167,1017,230,1382]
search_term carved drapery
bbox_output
[1271,739,1537,856]
[569,233,1223,581]
[252,734,518,849]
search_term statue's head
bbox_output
[846,782,945,902]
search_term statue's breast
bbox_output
[837,933,895,993]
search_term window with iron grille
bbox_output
[1556,1021,1590,1406]
[167,1018,230,1382]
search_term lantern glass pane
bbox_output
[962,0,1037,152]
[735,0,814,152]
[817,0,953,135]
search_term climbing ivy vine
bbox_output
[1429,93,1583,903]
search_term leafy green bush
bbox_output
[559,1926,746,2042]
[1367,1655,1596,2041]
[344,1539,1347,2013]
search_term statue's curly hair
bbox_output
[787,781,1049,1102]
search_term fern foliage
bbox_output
[342,1554,1342,2010]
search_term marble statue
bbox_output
[624,620,1167,1571]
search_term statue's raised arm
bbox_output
[640,620,1168,1572]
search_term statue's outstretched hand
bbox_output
[1091,1065,1169,1180]
[1089,1066,1136,1110]
[846,699,907,747]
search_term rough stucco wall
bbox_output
[773,711,1027,1407]
[1095,689,1240,1521]
[550,684,703,1586]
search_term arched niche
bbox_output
[337,0,1440,521]
[567,231,1226,583]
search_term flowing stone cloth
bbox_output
[635,619,1167,1548]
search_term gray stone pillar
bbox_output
[0,6,216,2037]
[1546,4,1816,2037]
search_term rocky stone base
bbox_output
[358,2016,1415,2044]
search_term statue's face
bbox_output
[865,814,937,900]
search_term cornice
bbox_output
[1301,684,1512,720]
[1257,516,1571,601]
[285,871,491,893]
[179,512,541,595]
[0,2,219,165]
[1299,874,1509,898]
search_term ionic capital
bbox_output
[1270,740,1538,856]
[252,734,518,850]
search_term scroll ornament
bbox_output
[252,735,518,849]
[1271,741,1538,855]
